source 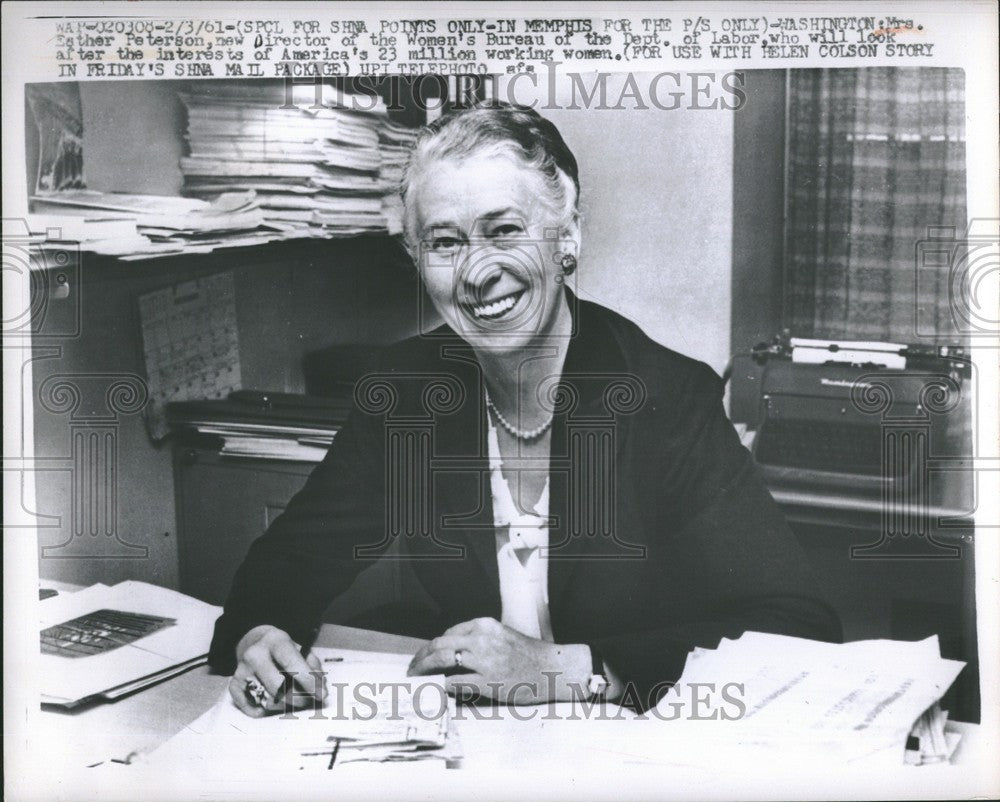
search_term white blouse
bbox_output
[487,416,554,642]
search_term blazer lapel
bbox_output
[427,344,501,611]
[546,298,644,609]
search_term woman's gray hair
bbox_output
[401,101,580,250]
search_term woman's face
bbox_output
[410,150,578,353]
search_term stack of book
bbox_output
[178,81,418,238]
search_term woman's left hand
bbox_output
[407,617,589,704]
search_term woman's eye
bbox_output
[493,224,523,236]
[430,236,462,252]
[491,224,526,245]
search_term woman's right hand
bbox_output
[228,625,326,717]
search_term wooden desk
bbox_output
[33,624,997,801]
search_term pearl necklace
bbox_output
[484,388,554,441]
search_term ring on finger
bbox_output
[454,649,463,669]
[244,677,270,708]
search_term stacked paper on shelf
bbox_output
[29,189,289,259]
[39,581,221,708]
[149,648,460,771]
[31,189,211,217]
[215,435,331,463]
[651,631,966,767]
[378,120,419,235]
[26,213,153,257]
[167,390,350,463]
[178,81,418,237]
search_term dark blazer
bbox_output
[209,296,841,705]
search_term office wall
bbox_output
[81,82,186,195]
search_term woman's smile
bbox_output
[468,288,527,320]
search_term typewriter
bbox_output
[731,336,971,494]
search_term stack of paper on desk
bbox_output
[655,632,965,766]
[39,582,221,708]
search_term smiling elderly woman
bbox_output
[209,101,841,716]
